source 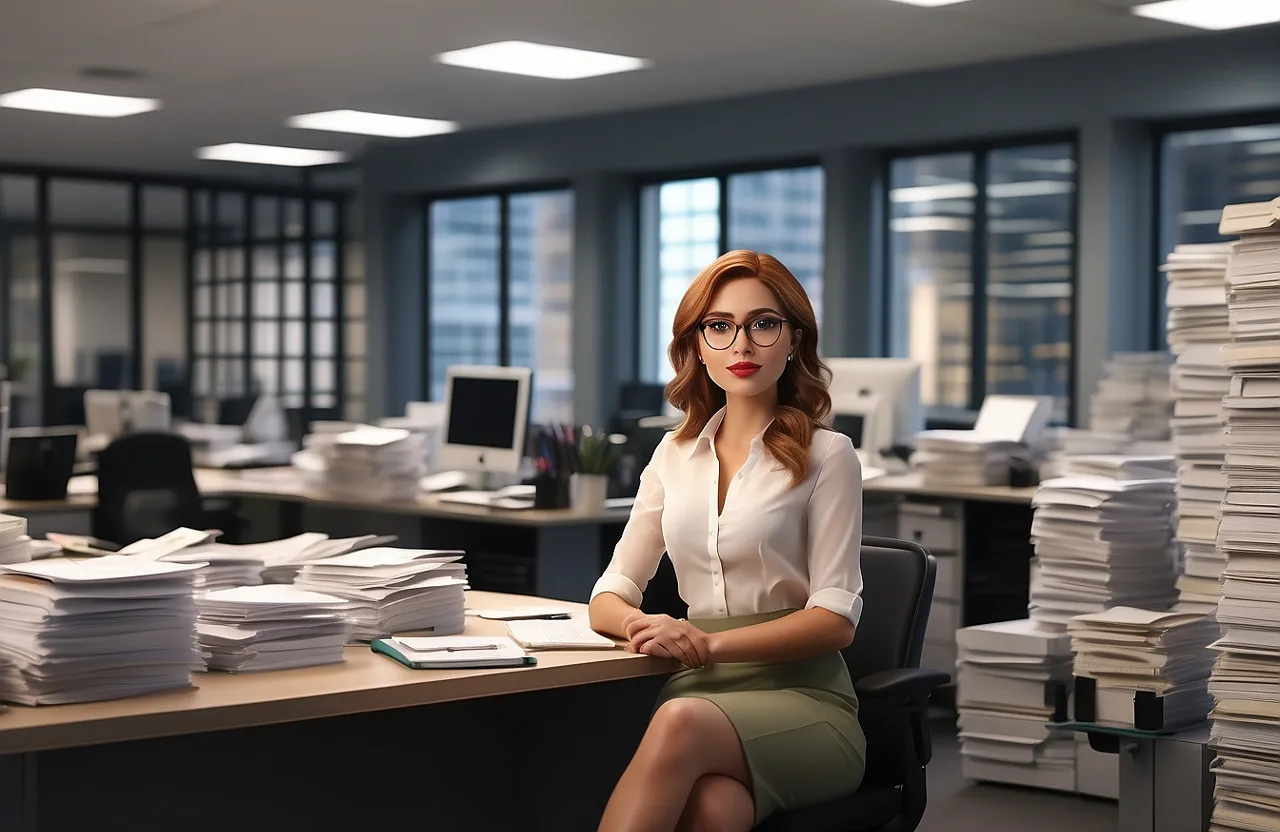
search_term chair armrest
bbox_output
[856,668,951,704]
[855,668,950,768]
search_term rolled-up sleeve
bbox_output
[589,435,671,608]
[804,434,865,627]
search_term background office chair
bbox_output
[757,536,950,832]
[92,433,242,546]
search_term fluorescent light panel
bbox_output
[1133,0,1280,29]
[0,88,159,117]
[884,0,972,6]
[435,40,648,79]
[288,109,457,138]
[196,143,346,167]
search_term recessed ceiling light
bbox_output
[196,143,346,167]
[434,40,648,80]
[884,0,972,6]
[1133,0,1280,29]
[288,109,458,138]
[0,88,159,118]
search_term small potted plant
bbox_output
[572,428,618,512]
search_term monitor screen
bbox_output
[833,414,864,448]
[446,376,521,450]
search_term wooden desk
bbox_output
[0,591,675,832]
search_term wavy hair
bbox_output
[665,250,831,485]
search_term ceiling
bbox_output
[0,0,1232,180]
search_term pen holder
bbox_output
[534,473,571,510]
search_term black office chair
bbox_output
[757,536,950,832]
[92,433,241,546]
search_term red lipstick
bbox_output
[727,362,761,378]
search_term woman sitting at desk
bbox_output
[588,250,866,832]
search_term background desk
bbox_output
[0,470,632,602]
[0,591,675,832]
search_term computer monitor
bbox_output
[84,390,125,438]
[437,365,533,475]
[825,358,923,448]
[5,428,77,500]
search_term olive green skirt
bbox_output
[653,610,867,824]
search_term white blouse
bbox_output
[590,407,865,627]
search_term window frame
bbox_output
[1149,109,1280,349]
[880,132,1081,425]
[632,156,824,383]
[419,181,573,403]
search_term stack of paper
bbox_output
[1163,243,1233,615]
[1068,606,1217,730]
[1028,470,1179,630]
[1209,196,1280,832]
[911,431,1024,487]
[168,532,399,586]
[955,619,1078,792]
[0,557,202,705]
[305,426,426,502]
[196,585,351,672]
[1088,352,1174,441]
[1035,429,1130,481]
[292,548,469,641]
[0,515,33,565]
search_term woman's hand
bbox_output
[624,614,711,668]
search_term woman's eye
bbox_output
[705,321,731,332]
[752,317,780,331]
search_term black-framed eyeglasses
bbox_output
[698,315,789,351]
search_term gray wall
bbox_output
[362,26,1280,422]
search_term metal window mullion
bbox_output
[717,174,729,254]
[184,188,196,395]
[498,195,511,366]
[128,183,143,390]
[334,198,346,410]
[244,195,256,399]
[37,176,53,426]
[302,193,314,409]
[422,199,433,398]
[970,152,990,411]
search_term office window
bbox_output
[425,190,574,424]
[1157,122,1280,330]
[0,175,40,426]
[192,192,348,413]
[639,166,824,383]
[343,197,366,422]
[888,143,1076,423]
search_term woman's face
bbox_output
[697,277,796,400]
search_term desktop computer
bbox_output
[826,358,923,475]
[429,365,535,505]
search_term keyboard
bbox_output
[506,618,618,650]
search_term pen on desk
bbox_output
[416,644,500,653]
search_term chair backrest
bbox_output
[92,432,207,546]
[842,536,936,786]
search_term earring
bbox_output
[787,354,794,362]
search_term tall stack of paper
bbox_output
[956,619,1077,792]
[1088,353,1174,442]
[292,548,468,641]
[167,532,399,586]
[1209,196,1280,832]
[1068,606,1217,730]
[196,585,351,672]
[0,557,202,705]
[1028,465,1179,631]
[1164,243,1233,615]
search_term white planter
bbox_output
[570,473,609,512]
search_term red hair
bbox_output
[665,250,832,485]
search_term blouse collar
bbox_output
[686,407,772,458]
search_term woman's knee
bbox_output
[644,698,721,760]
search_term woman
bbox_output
[588,250,866,832]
